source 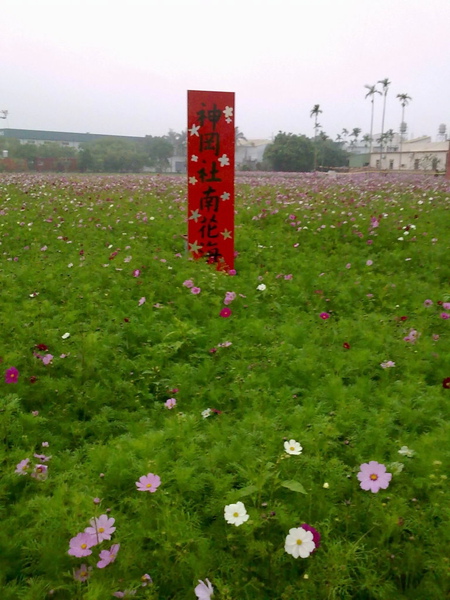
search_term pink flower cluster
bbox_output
[15,453,50,480]
[404,329,419,343]
[68,514,119,577]
[223,291,236,305]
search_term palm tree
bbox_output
[235,127,247,145]
[351,127,362,146]
[397,93,411,170]
[310,104,322,169]
[362,134,371,148]
[378,78,391,168]
[364,84,381,156]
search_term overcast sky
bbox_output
[2,0,449,141]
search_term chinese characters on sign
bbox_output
[187,90,235,271]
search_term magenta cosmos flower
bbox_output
[357,461,392,493]
[301,523,321,552]
[68,532,97,557]
[220,307,232,318]
[5,367,19,383]
[97,543,120,568]
[319,312,330,320]
[191,286,201,295]
[136,473,161,492]
[85,514,116,542]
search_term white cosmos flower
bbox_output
[284,439,303,455]
[202,408,212,419]
[285,527,316,558]
[256,283,266,291]
[61,332,70,339]
[224,501,249,526]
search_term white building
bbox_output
[235,139,271,168]
[369,136,449,171]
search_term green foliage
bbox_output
[0,173,449,599]
[264,132,314,171]
[264,132,348,171]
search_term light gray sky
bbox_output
[2,0,449,141]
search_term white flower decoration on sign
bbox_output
[218,154,230,167]
[223,106,233,122]
[189,176,198,185]
[191,154,199,162]
[189,124,200,136]
[221,192,230,201]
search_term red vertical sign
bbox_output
[187,90,235,271]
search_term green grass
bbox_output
[0,172,449,600]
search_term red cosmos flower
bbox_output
[399,316,408,322]
[220,308,232,318]
[343,342,351,349]
[443,377,450,389]
[35,344,48,351]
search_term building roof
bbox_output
[0,128,144,143]
[237,139,272,147]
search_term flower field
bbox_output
[1,172,449,600]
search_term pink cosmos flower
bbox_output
[42,441,49,447]
[42,354,53,365]
[195,579,214,600]
[5,367,19,384]
[141,573,152,586]
[31,464,48,480]
[33,453,51,462]
[68,532,97,557]
[443,302,450,310]
[345,263,351,269]
[183,279,194,288]
[136,473,161,492]
[423,299,433,307]
[73,564,92,582]
[380,360,395,369]
[228,269,236,275]
[133,269,141,277]
[284,274,293,280]
[440,312,449,319]
[15,458,30,475]
[165,398,176,409]
[220,307,232,318]
[366,260,373,266]
[357,461,392,493]
[191,287,201,295]
[97,543,120,568]
[319,312,330,320]
[85,514,116,543]
[138,297,146,306]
